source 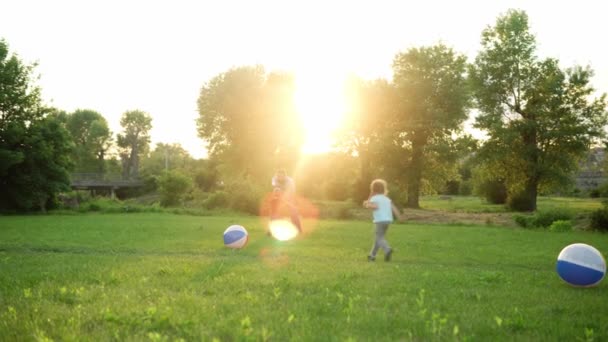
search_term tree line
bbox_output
[197,9,608,211]
[2,9,607,213]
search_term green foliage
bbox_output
[508,192,535,212]
[590,206,608,232]
[315,200,356,220]
[1,40,74,212]
[392,44,471,208]
[193,161,218,192]
[158,171,192,207]
[534,209,573,228]
[65,109,112,173]
[196,66,303,180]
[470,9,608,211]
[295,153,358,201]
[477,180,508,204]
[140,143,195,179]
[513,214,534,228]
[202,191,229,210]
[549,220,573,232]
[222,176,265,215]
[513,209,573,229]
[458,180,473,196]
[117,110,153,178]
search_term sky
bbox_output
[1,0,607,158]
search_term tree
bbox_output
[117,110,152,179]
[392,44,470,208]
[140,142,194,177]
[339,77,399,201]
[0,40,73,211]
[196,66,303,182]
[470,10,608,210]
[66,109,112,173]
[158,170,192,207]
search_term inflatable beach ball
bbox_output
[556,243,606,287]
[223,225,249,249]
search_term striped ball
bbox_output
[223,225,249,249]
[556,243,606,287]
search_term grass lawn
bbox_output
[1,213,607,341]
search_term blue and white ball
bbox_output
[223,225,249,249]
[556,243,606,287]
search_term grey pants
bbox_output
[370,222,391,257]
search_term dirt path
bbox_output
[351,208,517,227]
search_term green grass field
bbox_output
[1,213,607,341]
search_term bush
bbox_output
[507,192,534,211]
[158,171,192,207]
[203,191,229,209]
[513,210,573,229]
[478,180,507,204]
[533,209,573,228]
[444,181,460,196]
[513,214,534,228]
[316,200,356,220]
[549,220,573,232]
[223,177,264,215]
[590,207,608,232]
[459,180,473,196]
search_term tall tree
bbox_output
[117,110,152,179]
[470,10,608,210]
[392,44,470,208]
[140,142,194,177]
[196,66,303,181]
[339,77,400,201]
[66,109,112,173]
[0,40,73,211]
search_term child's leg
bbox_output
[290,206,302,232]
[376,223,390,253]
[370,222,389,257]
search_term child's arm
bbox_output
[391,203,404,221]
[363,200,378,209]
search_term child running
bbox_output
[363,179,402,262]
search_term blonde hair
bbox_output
[370,179,388,195]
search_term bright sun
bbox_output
[294,73,348,154]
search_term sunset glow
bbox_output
[294,73,348,154]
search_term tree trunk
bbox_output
[130,143,139,178]
[518,120,539,211]
[358,150,372,202]
[524,177,538,211]
[406,137,425,209]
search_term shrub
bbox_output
[203,191,229,209]
[590,188,601,198]
[513,214,534,228]
[507,192,534,211]
[533,209,573,228]
[158,171,192,207]
[458,180,473,196]
[590,207,608,232]
[549,220,573,232]
[316,200,356,220]
[223,177,264,215]
[478,180,507,204]
[444,181,460,196]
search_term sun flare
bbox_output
[294,73,348,154]
[269,220,299,241]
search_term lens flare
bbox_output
[269,220,299,241]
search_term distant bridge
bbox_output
[70,173,144,196]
